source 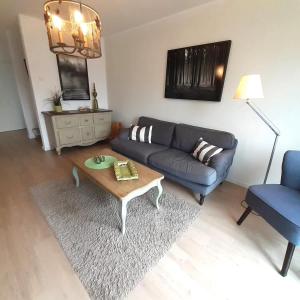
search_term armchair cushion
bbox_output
[281,151,300,191]
[246,184,300,245]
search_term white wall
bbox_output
[0,34,25,132]
[7,21,38,139]
[18,14,108,150]
[106,0,300,187]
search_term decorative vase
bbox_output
[54,105,62,113]
[91,82,99,110]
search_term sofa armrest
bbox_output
[118,128,130,141]
[209,147,237,179]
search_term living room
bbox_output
[0,0,299,299]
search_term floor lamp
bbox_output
[234,74,280,184]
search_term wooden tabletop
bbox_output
[42,109,112,116]
[68,148,164,200]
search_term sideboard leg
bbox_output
[56,148,61,155]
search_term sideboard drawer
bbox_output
[80,114,93,126]
[94,113,111,125]
[56,116,79,129]
[81,126,95,141]
[58,128,81,145]
[95,124,111,139]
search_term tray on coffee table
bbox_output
[114,160,139,181]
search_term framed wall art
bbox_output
[57,54,90,100]
[165,40,231,102]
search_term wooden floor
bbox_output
[0,130,299,300]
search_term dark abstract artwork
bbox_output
[165,40,231,101]
[57,54,90,100]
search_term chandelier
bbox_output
[44,0,102,59]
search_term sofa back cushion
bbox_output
[172,123,236,152]
[138,116,176,146]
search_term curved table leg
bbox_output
[154,180,163,210]
[72,166,80,187]
[121,201,127,235]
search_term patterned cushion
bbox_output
[129,125,153,144]
[192,138,223,165]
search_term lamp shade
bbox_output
[234,74,264,100]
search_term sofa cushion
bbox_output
[111,138,168,164]
[137,116,176,147]
[149,149,217,186]
[172,123,236,153]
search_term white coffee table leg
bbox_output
[72,166,79,187]
[155,180,163,209]
[121,201,127,235]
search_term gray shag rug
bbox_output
[31,180,200,300]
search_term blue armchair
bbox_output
[237,151,300,276]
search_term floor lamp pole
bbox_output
[246,100,280,184]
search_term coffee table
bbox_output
[68,148,164,234]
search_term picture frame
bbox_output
[165,40,231,102]
[57,54,90,100]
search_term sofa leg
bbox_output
[193,193,205,205]
[280,242,295,277]
[237,207,252,225]
[199,195,205,205]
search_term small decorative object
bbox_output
[47,90,63,112]
[94,155,105,164]
[234,74,280,183]
[91,82,99,110]
[84,155,117,170]
[57,54,90,100]
[114,160,139,181]
[43,0,102,59]
[165,40,231,101]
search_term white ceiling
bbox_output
[0,0,214,36]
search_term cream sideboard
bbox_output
[43,109,112,155]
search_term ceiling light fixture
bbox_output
[44,0,102,59]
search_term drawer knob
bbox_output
[87,132,90,136]
[65,121,71,125]
[67,135,74,139]
[84,119,88,122]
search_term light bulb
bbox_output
[81,23,89,36]
[52,15,63,31]
[74,10,84,24]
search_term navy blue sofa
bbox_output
[111,116,238,205]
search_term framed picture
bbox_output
[165,40,231,102]
[57,54,90,100]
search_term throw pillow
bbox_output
[129,125,153,143]
[192,138,223,165]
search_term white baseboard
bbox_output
[226,178,249,188]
